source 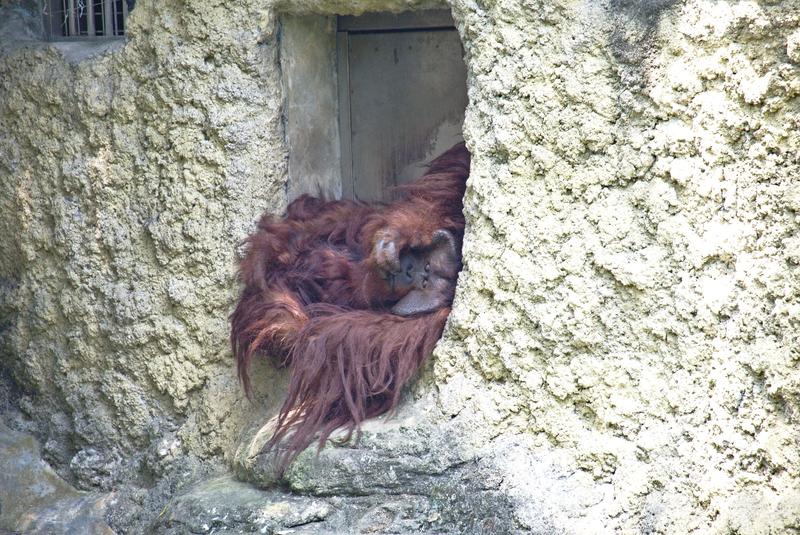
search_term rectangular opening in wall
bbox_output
[337,10,468,202]
[279,10,467,203]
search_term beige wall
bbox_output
[1,0,800,531]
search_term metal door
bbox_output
[337,11,468,202]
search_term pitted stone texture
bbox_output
[2,0,800,533]
[149,473,512,535]
[148,476,334,535]
[171,409,519,534]
[0,422,114,534]
[0,0,287,485]
[433,0,800,532]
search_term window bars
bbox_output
[43,0,135,40]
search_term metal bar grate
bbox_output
[43,0,134,39]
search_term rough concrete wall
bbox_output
[2,0,800,533]
[433,0,800,532]
[0,0,290,486]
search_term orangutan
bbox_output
[230,143,469,468]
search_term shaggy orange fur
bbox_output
[230,143,470,468]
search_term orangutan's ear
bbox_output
[427,229,461,278]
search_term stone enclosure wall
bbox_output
[1,0,799,533]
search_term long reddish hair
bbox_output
[230,143,469,469]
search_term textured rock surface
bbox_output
[433,1,800,532]
[0,421,114,534]
[0,0,288,483]
[2,0,800,533]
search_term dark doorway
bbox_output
[337,11,468,202]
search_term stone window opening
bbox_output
[227,7,472,467]
[42,0,135,40]
[280,8,468,203]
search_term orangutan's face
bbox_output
[391,229,460,316]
